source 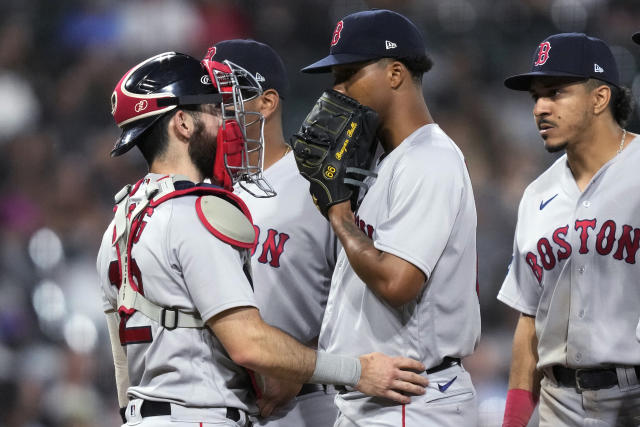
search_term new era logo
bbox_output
[255,72,266,82]
[594,63,604,73]
[385,40,397,50]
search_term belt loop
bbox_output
[616,366,639,391]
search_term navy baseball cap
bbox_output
[301,9,426,73]
[209,39,289,98]
[633,32,640,44]
[504,33,619,91]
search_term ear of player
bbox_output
[290,89,379,218]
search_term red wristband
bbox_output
[502,388,538,427]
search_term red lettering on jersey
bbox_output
[257,229,290,267]
[331,20,344,46]
[525,252,543,284]
[575,219,596,254]
[365,224,374,239]
[537,238,556,270]
[552,225,572,260]
[534,42,551,66]
[108,259,152,345]
[354,215,375,239]
[613,224,640,264]
[596,220,616,255]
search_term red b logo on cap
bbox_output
[534,42,551,66]
[331,20,343,46]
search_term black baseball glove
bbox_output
[290,90,379,218]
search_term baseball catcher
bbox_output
[290,89,379,217]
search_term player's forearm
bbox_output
[241,323,318,382]
[210,307,316,383]
[508,314,541,393]
[328,203,418,307]
[503,314,540,427]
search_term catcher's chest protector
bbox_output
[111,175,255,329]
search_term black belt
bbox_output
[122,401,241,422]
[552,365,640,391]
[297,383,326,396]
[426,357,461,374]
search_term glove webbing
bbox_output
[113,177,204,329]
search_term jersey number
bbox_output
[108,259,153,345]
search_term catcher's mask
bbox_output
[202,47,274,197]
[110,51,273,196]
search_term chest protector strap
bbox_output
[112,175,253,330]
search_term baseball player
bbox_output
[498,33,640,427]
[97,52,428,427]
[207,39,339,426]
[300,9,481,426]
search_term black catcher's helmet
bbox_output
[110,52,222,157]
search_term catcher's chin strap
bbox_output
[112,175,204,329]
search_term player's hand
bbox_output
[356,352,428,404]
[256,376,302,418]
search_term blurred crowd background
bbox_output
[1,0,640,426]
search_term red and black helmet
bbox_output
[110,52,222,157]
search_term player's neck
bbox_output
[566,123,627,192]
[149,157,203,184]
[379,95,433,152]
[261,125,289,170]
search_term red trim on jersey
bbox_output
[150,186,253,223]
[195,196,255,249]
[157,175,170,181]
[402,404,406,426]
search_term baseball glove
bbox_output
[290,89,379,218]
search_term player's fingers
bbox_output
[382,389,412,404]
[391,378,426,395]
[258,399,276,418]
[395,370,429,388]
[392,356,425,372]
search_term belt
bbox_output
[123,401,241,422]
[426,357,461,374]
[551,365,640,391]
[297,383,326,396]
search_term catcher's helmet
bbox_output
[110,52,222,157]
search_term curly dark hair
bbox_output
[397,55,434,82]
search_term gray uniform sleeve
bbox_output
[169,199,257,323]
[497,197,541,316]
[373,145,463,278]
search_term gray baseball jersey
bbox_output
[97,173,258,414]
[235,151,339,426]
[498,139,640,369]
[235,151,337,344]
[319,124,481,423]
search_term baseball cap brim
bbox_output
[634,32,640,45]
[301,53,380,73]
[504,71,589,91]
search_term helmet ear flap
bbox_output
[213,119,245,190]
